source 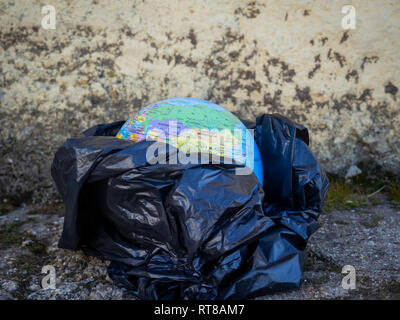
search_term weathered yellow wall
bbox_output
[0,0,399,201]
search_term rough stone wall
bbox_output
[0,0,399,202]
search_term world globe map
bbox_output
[117,97,263,186]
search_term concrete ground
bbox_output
[1,198,399,300]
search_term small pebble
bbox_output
[21,240,34,247]
[28,284,41,291]
[2,280,19,292]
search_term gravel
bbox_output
[0,200,399,300]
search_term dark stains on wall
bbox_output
[316,100,330,109]
[327,48,332,60]
[243,47,257,66]
[359,89,373,102]
[262,64,272,82]
[162,54,173,65]
[238,69,262,95]
[340,31,350,44]
[161,53,197,68]
[333,52,346,68]
[263,89,282,111]
[361,56,379,70]
[165,32,173,41]
[143,54,153,63]
[327,49,347,68]
[234,1,261,19]
[331,89,375,113]
[173,54,197,67]
[228,50,241,60]
[286,105,307,122]
[96,27,393,133]
[295,86,312,103]
[120,24,135,38]
[346,69,359,83]
[320,37,328,46]
[308,63,321,79]
[209,30,244,58]
[238,69,255,80]
[188,29,197,47]
[197,28,299,116]
[0,26,51,54]
[332,94,357,112]
[73,25,96,38]
[309,55,321,79]
[196,28,390,124]
[266,58,296,83]
[385,82,398,99]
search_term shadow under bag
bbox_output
[51,114,329,300]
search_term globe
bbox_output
[116,97,264,186]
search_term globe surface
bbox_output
[117,97,263,186]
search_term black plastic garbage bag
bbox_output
[51,114,329,300]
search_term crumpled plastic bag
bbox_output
[51,113,329,300]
